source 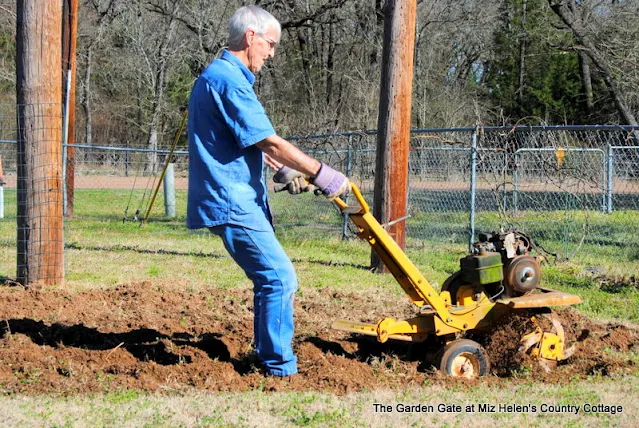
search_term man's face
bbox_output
[247,27,279,73]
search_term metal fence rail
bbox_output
[1,119,638,274]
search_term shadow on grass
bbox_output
[64,243,228,259]
[63,243,373,270]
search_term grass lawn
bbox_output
[0,188,637,426]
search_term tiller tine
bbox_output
[519,312,573,372]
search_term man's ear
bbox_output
[245,29,256,47]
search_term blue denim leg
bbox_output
[210,224,298,376]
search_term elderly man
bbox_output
[187,5,349,377]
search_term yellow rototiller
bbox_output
[331,183,582,379]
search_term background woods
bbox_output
[0,0,637,151]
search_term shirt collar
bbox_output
[220,50,255,85]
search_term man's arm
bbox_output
[257,134,349,199]
[263,153,283,171]
[256,134,322,177]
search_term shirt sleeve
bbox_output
[212,83,276,148]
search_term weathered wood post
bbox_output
[371,0,417,272]
[16,0,64,285]
[62,0,78,217]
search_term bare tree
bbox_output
[0,2,15,98]
[59,0,638,156]
[413,0,501,127]
[138,0,181,174]
[78,0,125,147]
[548,0,638,126]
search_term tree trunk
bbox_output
[16,0,64,285]
[578,50,594,113]
[145,11,178,175]
[370,0,384,65]
[80,2,122,149]
[516,0,528,115]
[295,28,314,106]
[326,18,334,107]
[146,124,159,175]
[82,45,93,147]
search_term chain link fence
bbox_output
[264,126,639,275]
[285,127,639,263]
[471,127,639,269]
[1,101,638,276]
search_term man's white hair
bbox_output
[228,6,281,50]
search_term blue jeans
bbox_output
[210,224,298,376]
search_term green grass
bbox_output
[0,378,637,427]
[1,188,638,320]
[1,188,639,425]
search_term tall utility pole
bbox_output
[371,0,417,272]
[62,0,78,216]
[16,1,64,285]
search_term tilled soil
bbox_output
[0,281,636,395]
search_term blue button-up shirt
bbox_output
[187,50,276,231]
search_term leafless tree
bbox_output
[0,1,16,104]
[548,0,638,126]
[130,0,182,174]
[413,0,501,128]
[59,0,639,156]
[77,0,126,147]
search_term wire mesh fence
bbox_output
[0,103,65,284]
[1,101,638,278]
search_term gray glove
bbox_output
[311,162,349,200]
[273,166,311,195]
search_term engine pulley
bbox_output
[505,255,541,294]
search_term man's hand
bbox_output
[311,162,349,200]
[273,166,311,195]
